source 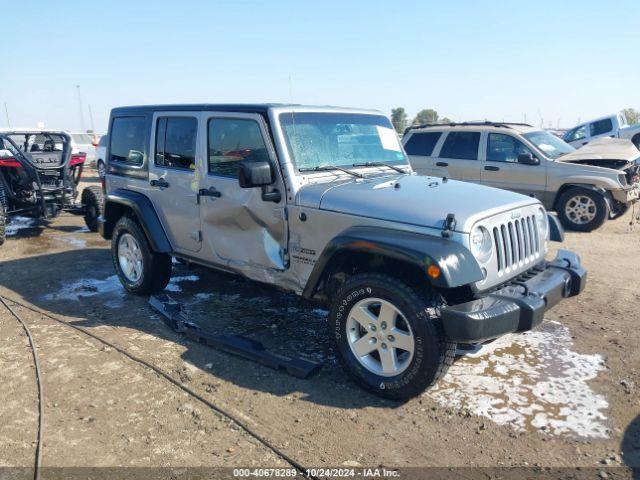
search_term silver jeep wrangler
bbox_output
[99,104,586,400]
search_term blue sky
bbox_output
[1,0,638,132]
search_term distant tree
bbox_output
[622,108,640,125]
[440,117,452,124]
[412,109,439,126]
[391,107,408,133]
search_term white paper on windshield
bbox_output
[376,126,402,152]
[538,143,555,152]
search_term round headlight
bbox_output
[535,207,548,239]
[470,225,492,264]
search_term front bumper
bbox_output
[441,249,586,343]
[612,184,640,204]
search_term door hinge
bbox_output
[190,230,202,242]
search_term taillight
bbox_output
[70,154,86,166]
[0,157,21,168]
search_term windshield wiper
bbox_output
[352,161,408,174]
[298,165,363,178]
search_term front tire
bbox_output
[556,187,609,232]
[81,186,103,232]
[329,273,455,401]
[111,216,172,295]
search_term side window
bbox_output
[565,125,587,142]
[439,131,480,160]
[109,117,146,165]
[154,117,198,170]
[207,118,269,177]
[590,118,613,136]
[403,132,442,156]
[487,133,534,163]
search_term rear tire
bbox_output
[111,216,172,295]
[329,273,455,401]
[556,187,609,232]
[81,186,103,232]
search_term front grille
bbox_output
[492,214,541,274]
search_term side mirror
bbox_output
[238,160,274,188]
[518,153,539,165]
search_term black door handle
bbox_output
[436,161,449,167]
[198,186,222,198]
[484,166,500,171]
[150,178,169,188]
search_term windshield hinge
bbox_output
[442,213,456,238]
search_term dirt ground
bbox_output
[0,169,639,477]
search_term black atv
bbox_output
[0,130,103,245]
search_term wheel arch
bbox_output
[553,183,610,211]
[102,188,172,253]
[302,226,483,302]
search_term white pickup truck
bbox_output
[563,111,640,149]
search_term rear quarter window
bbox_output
[403,132,442,156]
[438,131,480,160]
[590,118,613,136]
[109,116,146,165]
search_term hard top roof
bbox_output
[110,103,383,116]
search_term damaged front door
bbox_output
[198,112,288,274]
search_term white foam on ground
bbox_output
[5,216,38,236]
[43,275,123,301]
[43,274,202,305]
[165,275,200,292]
[52,235,87,248]
[428,321,608,439]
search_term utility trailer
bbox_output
[0,129,103,245]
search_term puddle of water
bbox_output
[428,321,609,439]
[6,216,38,236]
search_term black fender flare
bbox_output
[302,226,484,298]
[101,189,172,253]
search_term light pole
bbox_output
[75,85,86,132]
[3,102,10,128]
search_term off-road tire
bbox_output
[329,273,456,401]
[556,187,609,232]
[81,186,104,232]
[111,216,172,295]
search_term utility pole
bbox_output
[75,85,86,132]
[3,102,10,128]
[88,104,96,133]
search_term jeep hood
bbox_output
[558,138,640,168]
[297,174,539,233]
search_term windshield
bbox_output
[279,112,407,172]
[523,130,575,159]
